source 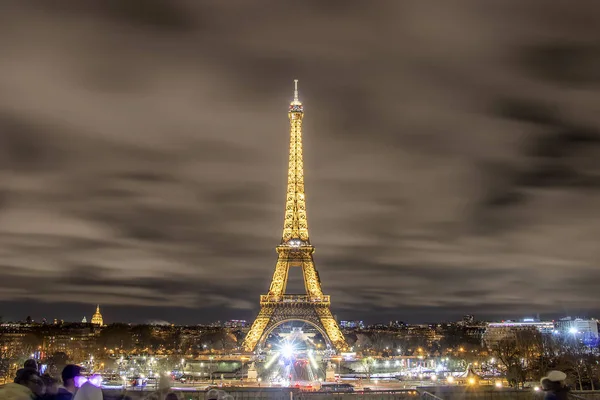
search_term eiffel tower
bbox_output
[242,81,347,353]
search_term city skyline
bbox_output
[1,304,596,328]
[1,2,599,325]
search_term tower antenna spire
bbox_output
[293,79,299,102]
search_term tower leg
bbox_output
[243,306,274,352]
[302,258,324,299]
[268,258,290,297]
[316,306,347,351]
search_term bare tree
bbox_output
[360,357,375,381]
[492,337,526,388]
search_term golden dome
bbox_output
[91,304,103,326]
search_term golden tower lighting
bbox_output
[91,304,103,326]
[242,80,347,352]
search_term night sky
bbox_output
[1,1,599,325]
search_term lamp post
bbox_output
[240,356,249,386]
[332,356,342,381]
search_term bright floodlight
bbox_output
[569,327,578,334]
[281,343,294,359]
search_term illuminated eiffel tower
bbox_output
[242,81,347,353]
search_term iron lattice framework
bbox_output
[242,81,347,353]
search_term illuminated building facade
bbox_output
[340,320,365,329]
[483,319,554,345]
[555,317,599,339]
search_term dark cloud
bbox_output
[0,1,599,324]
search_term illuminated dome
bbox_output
[91,305,103,326]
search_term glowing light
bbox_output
[490,358,495,363]
[74,376,87,388]
[569,327,578,334]
[88,375,102,387]
[534,386,540,391]
[495,381,503,388]
[75,375,102,388]
[468,378,476,385]
[447,376,455,384]
[281,343,294,359]
[431,375,437,381]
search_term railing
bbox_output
[421,392,444,400]
[569,394,595,400]
[260,295,330,304]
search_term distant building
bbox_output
[389,320,406,328]
[81,316,87,323]
[224,320,248,328]
[91,305,103,326]
[555,317,599,339]
[340,320,364,329]
[484,319,554,345]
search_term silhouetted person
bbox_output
[541,371,569,400]
[0,368,45,400]
[41,375,60,400]
[24,359,39,373]
[56,365,83,400]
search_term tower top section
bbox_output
[282,80,309,244]
[289,79,303,113]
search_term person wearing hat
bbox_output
[56,365,84,400]
[540,370,569,400]
[23,359,39,373]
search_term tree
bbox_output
[492,337,525,388]
[555,338,592,390]
[492,330,547,388]
[360,357,375,381]
[354,333,373,354]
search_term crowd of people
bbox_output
[0,360,101,400]
[0,359,234,400]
